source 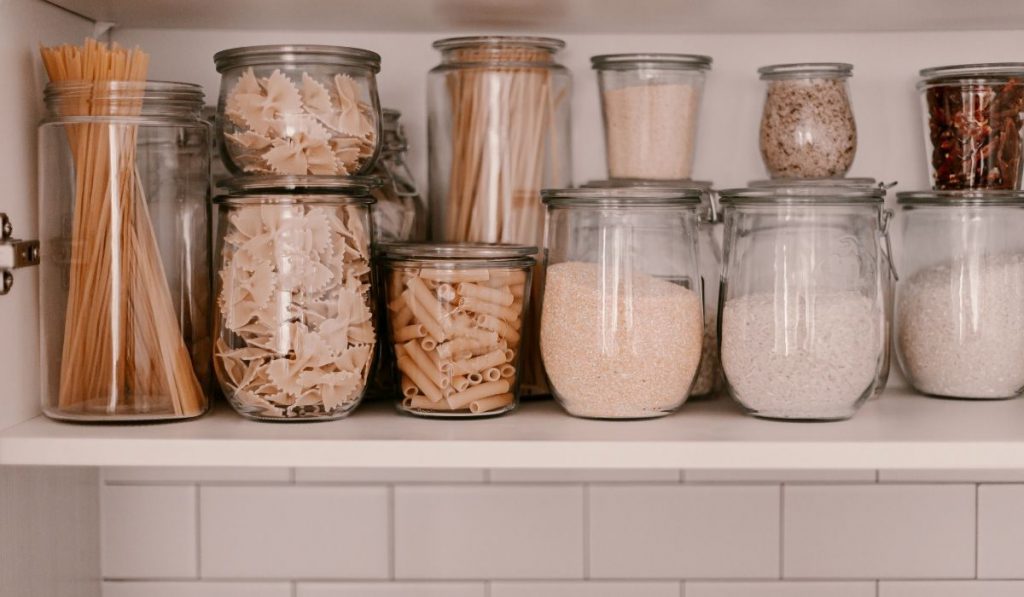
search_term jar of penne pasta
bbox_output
[378,243,536,417]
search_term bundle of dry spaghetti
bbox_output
[441,44,568,393]
[41,39,204,417]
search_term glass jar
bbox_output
[541,188,705,419]
[591,54,712,181]
[38,81,211,421]
[579,178,722,398]
[213,176,377,420]
[895,191,1024,399]
[718,187,888,420]
[214,45,382,177]
[369,109,427,243]
[758,63,857,179]
[378,243,535,417]
[918,63,1024,191]
[428,35,572,396]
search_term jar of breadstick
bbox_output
[379,243,536,417]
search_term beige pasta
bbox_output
[458,296,519,322]
[419,268,490,283]
[483,367,502,382]
[404,395,454,411]
[393,305,414,329]
[451,349,508,376]
[467,372,483,385]
[404,340,443,388]
[404,289,446,343]
[397,355,443,403]
[401,376,418,397]
[448,380,512,410]
[469,392,515,414]
[395,324,427,343]
[500,364,516,378]
[509,283,525,298]
[457,282,515,307]
[436,283,457,303]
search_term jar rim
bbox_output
[719,187,884,204]
[432,35,565,53]
[918,62,1024,82]
[590,53,712,71]
[542,187,702,207]
[747,177,881,189]
[43,80,205,118]
[897,190,1024,205]
[758,62,853,80]
[214,44,381,73]
[581,178,713,191]
[218,175,380,197]
[377,242,538,265]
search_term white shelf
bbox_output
[4,387,1024,469]
[52,0,1024,34]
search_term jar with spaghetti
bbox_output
[213,176,377,421]
[38,40,211,420]
[370,109,427,242]
[378,243,535,417]
[214,44,382,177]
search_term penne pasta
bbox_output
[469,392,515,414]
[451,349,508,376]
[448,380,511,410]
[420,337,438,352]
[401,375,418,397]
[499,364,516,378]
[404,340,443,388]
[436,283,457,303]
[393,305,414,328]
[509,283,525,298]
[451,375,471,392]
[397,355,443,403]
[419,268,490,283]
[405,395,454,410]
[458,296,519,322]
[483,367,502,382]
[457,282,515,307]
[467,372,483,385]
[404,288,446,343]
[395,324,427,343]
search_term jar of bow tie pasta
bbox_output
[378,243,536,417]
[213,176,377,421]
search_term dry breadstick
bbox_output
[419,268,490,283]
[448,380,511,410]
[469,392,515,414]
[457,282,515,307]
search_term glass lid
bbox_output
[214,44,381,72]
[378,242,538,261]
[591,53,712,71]
[897,190,1024,205]
[719,186,884,205]
[758,62,853,80]
[542,187,702,207]
[220,175,380,195]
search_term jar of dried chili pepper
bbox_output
[919,63,1024,191]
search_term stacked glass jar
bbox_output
[211,45,385,420]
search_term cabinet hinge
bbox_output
[0,213,40,296]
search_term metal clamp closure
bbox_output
[0,213,40,296]
[878,207,898,282]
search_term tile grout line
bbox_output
[974,483,980,579]
[582,483,591,580]
[194,484,202,579]
[778,483,785,580]
[388,484,397,581]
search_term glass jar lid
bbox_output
[433,35,565,53]
[216,175,378,204]
[378,242,537,268]
[897,190,1024,206]
[43,80,205,119]
[582,178,713,191]
[719,186,884,205]
[590,53,712,71]
[542,187,702,207]
[758,62,853,80]
[747,177,887,190]
[214,44,381,73]
[918,62,1024,83]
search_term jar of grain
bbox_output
[369,109,427,243]
[591,54,712,180]
[378,243,536,418]
[718,186,889,421]
[213,176,377,421]
[758,63,857,179]
[895,191,1024,399]
[540,188,705,419]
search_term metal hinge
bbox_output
[0,213,40,296]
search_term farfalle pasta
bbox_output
[214,45,382,177]
[214,184,376,420]
[379,244,536,417]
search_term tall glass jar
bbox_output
[214,45,382,177]
[541,188,705,419]
[213,176,377,420]
[428,35,572,396]
[369,109,427,243]
[718,187,888,421]
[379,243,535,418]
[591,53,712,180]
[758,63,857,179]
[39,81,211,421]
[895,191,1024,399]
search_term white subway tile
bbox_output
[880,581,1024,597]
[104,467,291,484]
[489,469,680,483]
[685,470,875,483]
[394,485,583,579]
[978,485,1024,578]
[201,486,389,579]
[879,470,1024,483]
[101,485,197,579]
[294,468,485,483]
[687,581,875,597]
[491,581,680,597]
[588,485,780,579]
[103,581,291,597]
[783,485,975,579]
[297,582,485,597]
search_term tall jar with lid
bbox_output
[718,187,888,420]
[214,45,382,177]
[213,176,377,420]
[895,191,1024,399]
[369,109,427,242]
[591,53,712,181]
[428,35,572,396]
[39,81,211,421]
[758,63,857,179]
[540,188,705,419]
[379,243,536,417]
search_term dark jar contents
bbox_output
[920,63,1024,191]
